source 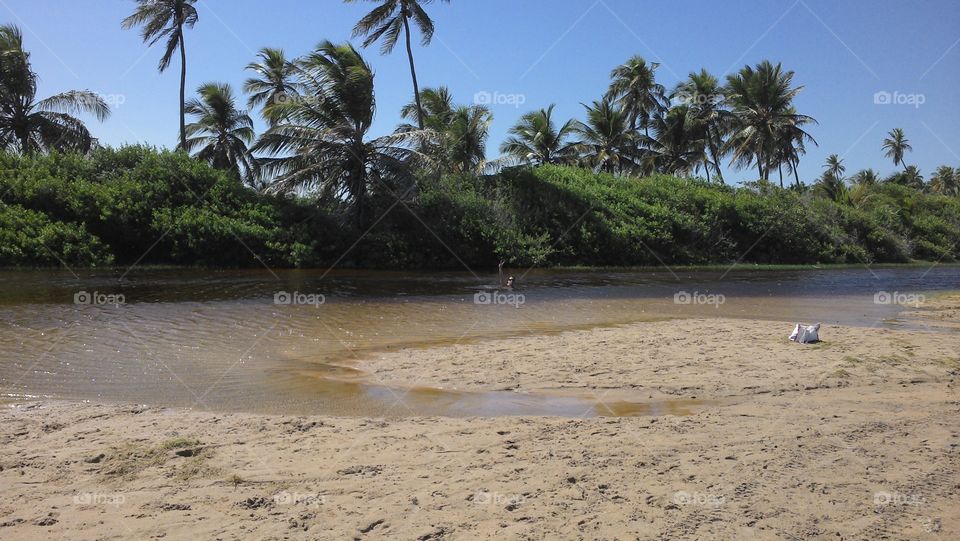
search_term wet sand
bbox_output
[1,298,958,540]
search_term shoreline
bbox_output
[1,261,958,273]
[1,299,958,539]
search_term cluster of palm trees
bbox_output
[117,1,822,198]
[0,24,110,154]
[500,57,817,187]
[814,128,959,203]
[119,0,452,224]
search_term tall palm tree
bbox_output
[122,0,199,150]
[572,99,640,175]
[606,55,666,135]
[724,60,816,181]
[244,48,302,125]
[824,154,845,181]
[254,41,429,228]
[184,82,258,186]
[500,105,578,166]
[673,69,728,182]
[643,105,706,176]
[399,87,492,174]
[929,166,958,196]
[347,0,449,130]
[881,128,912,171]
[0,24,110,154]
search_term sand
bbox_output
[1,298,958,540]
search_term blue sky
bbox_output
[4,0,959,184]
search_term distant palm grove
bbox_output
[1,0,958,269]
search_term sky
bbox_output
[3,0,959,185]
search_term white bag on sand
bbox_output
[789,323,821,344]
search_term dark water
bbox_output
[0,266,956,416]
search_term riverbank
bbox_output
[1,299,957,539]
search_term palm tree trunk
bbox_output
[179,29,187,150]
[402,14,424,130]
[793,158,801,189]
[708,131,723,183]
[778,163,783,188]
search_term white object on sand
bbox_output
[789,323,821,344]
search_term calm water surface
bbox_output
[0,266,956,416]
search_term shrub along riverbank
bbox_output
[0,146,957,269]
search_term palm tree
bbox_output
[881,128,912,171]
[0,24,110,154]
[851,168,880,186]
[184,82,258,186]
[122,0,199,150]
[244,48,302,125]
[886,165,924,189]
[813,171,848,203]
[773,117,815,189]
[572,99,640,175]
[500,105,578,166]
[824,154,845,181]
[400,86,454,130]
[902,165,924,189]
[673,69,728,182]
[643,105,706,176]
[254,41,429,228]
[606,55,666,135]
[724,60,816,181]
[929,166,958,196]
[399,87,492,174]
[347,0,449,130]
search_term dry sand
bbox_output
[1,297,958,540]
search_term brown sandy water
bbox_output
[0,266,956,416]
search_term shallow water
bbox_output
[0,266,956,416]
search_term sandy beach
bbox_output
[1,298,958,540]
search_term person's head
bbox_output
[506,276,515,287]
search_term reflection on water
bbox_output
[0,266,956,416]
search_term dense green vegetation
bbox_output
[1,147,956,268]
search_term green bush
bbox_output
[0,150,956,269]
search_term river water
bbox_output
[0,266,956,416]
